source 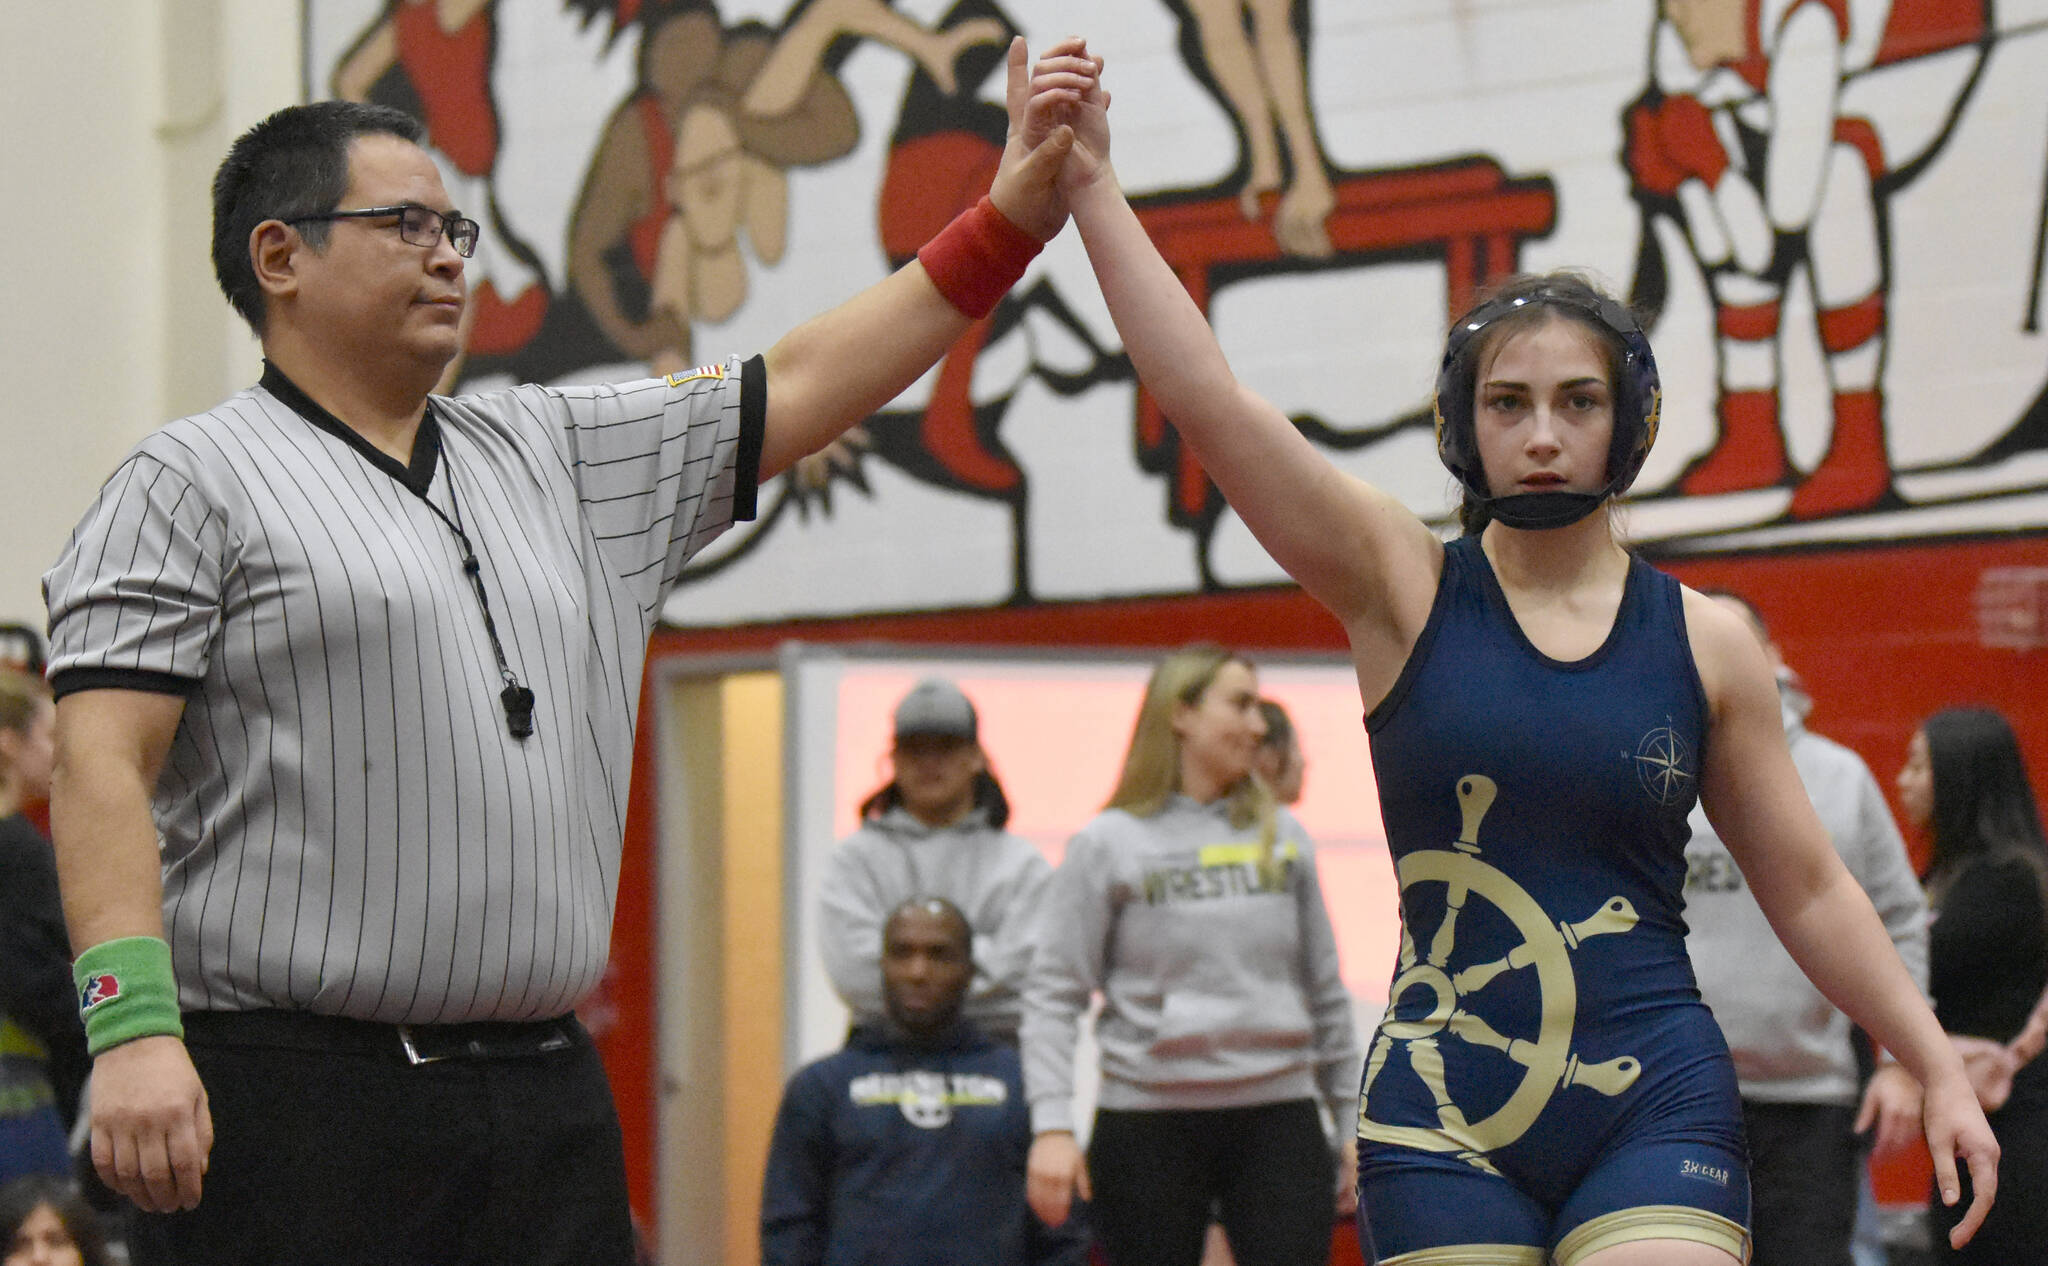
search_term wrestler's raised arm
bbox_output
[1031,42,1440,680]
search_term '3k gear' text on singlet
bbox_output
[1355,538,1748,1264]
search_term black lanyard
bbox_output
[418,442,535,741]
[256,366,536,740]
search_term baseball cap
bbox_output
[893,678,977,742]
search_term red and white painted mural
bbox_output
[305,0,2047,1242]
[307,0,2048,618]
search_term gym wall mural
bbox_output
[302,0,2048,627]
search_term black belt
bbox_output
[181,1008,580,1066]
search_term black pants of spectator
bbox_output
[1930,1093,2048,1264]
[127,1010,634,1266]
[1741,1100,1858,1266]
[1088,1099,1334,1266]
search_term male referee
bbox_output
[41,41,1080,1266]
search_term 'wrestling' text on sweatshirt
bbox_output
[1020,795,1358,1134]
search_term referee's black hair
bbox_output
[212,100,427,335]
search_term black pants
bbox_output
[1741,1099,1858,1266]
[128,1011,634,1266]
[1088,1099,1335,1266]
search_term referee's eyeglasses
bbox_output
[289,204,480,258]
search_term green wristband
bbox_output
[74,936,183,1055]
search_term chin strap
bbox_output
[1481,489,1607,529]
[1469,458,1638,530]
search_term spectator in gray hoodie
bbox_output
[819,678,1051,1042]
[1682,591,1927,1266]
[1022,645,1358,1266]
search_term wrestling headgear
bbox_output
[1432,286,1662,530]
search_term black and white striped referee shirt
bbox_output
[43,357,763,1024]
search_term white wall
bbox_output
[0,0,300,630]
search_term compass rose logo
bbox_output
[1630,721,1694,806]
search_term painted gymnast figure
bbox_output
[1021,41,1997,1265]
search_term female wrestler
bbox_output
[1021,645,1358,1266]
[1022,42,1996,1264]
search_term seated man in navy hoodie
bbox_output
[762,897,1087,1266]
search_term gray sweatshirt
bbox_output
[1683,683,1929,1105]
[1021,796,1359,1134]
[819,806,1053,1037]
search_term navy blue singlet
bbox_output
[1355,537,1747,1260]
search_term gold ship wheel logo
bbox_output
[1358,775,1644,1173]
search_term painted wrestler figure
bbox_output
[569,0,1002,376]
[1169,0,1338,258]
[1630,0,1993,518]
[1025,41,1997,1264]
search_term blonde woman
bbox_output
[1021,645,1358,1266]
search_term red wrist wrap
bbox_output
[917,196,1043,320]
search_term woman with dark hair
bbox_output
[1897,707,2048,1262]
[1021,43,1995,1264]
[819,678,1051,1041]
[1021,645,1358,1266]
[1,1176,113,1266]
[1251,698,1304,807]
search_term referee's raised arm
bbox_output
[754,36,1076,480]
[49,687,211,1213]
